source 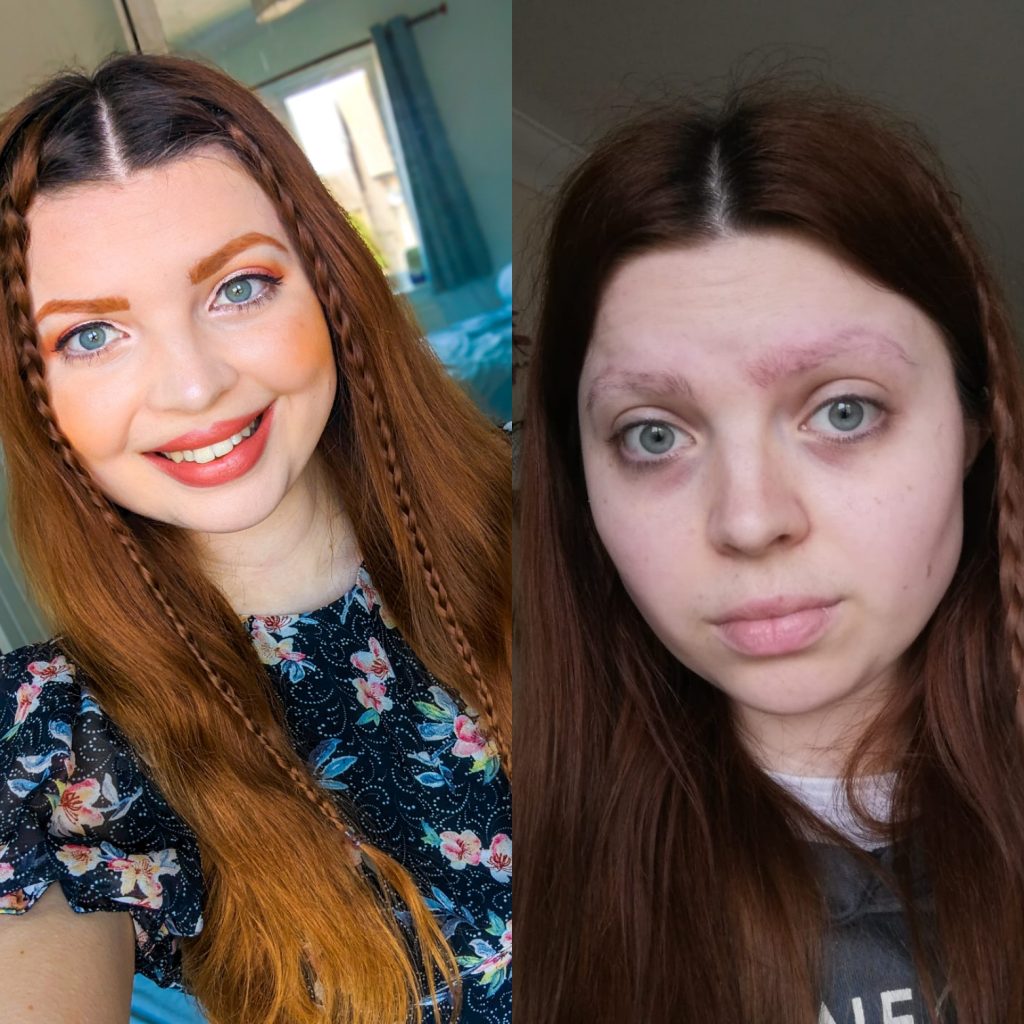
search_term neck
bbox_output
[731,669,902,777]
[191,453,360,616]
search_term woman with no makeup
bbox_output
[0,54,510,1024]
[518,84,1024,1023]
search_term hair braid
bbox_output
[1,125,369,861]
[924,173,1024,711]
[223,122,510,769]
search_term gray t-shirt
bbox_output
[769,772,948,1024]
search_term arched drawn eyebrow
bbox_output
[33,231,289,323]
[584,328,916,413]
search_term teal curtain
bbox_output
[370,15,491,292]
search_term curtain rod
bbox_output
[252,2,448,91]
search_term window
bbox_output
[260,51,427,292]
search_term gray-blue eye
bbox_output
[828,399,865,431]
[639,423,675,453]
[619,421,683,460]
[805,395,883,440]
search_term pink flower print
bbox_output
[452,715,489,760]
[350,637,394,683]
[354,569,398,627]
[0,890,28,912]
[48,778,105,837]
[27,656,74,686]
[440,829,482,870]
[355,567,382,610]
[251,614,300,637]
[105,849,180,909]
[250,625,306,667]
[0,848,12,883]
[481,833,512,883]
[56,844,102,877]
[351,676,394,725]
[13,682,41,725]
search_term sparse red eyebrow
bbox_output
[34,231,289,323]
[584,327,916,413]
[743,330,915,388]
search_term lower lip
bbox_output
[715,603,838,657]
[143,404,274,488]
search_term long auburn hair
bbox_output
[0,54,510,1024]
[517,82,1024,1023]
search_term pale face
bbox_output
[578,233,979,772]
[26,150,336,535]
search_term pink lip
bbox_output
[150,405,269,454]
[712,597,840,657]
[711,595,838,624]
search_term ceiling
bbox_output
[153,0,250,43]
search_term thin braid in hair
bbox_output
[924,175,1024,709]
[222,121,510,769]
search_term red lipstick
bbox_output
[143,403,275,489]
[151,406,268,454]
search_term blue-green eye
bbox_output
[223,278,253,303]
[57,322,126,359]
[212,273,281,309]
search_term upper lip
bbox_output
[150,405,268,453]
[711,595,839,625]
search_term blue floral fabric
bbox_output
[0,566,511,1023]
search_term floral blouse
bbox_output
[0,566,511,1024]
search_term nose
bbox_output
[144,324,238,415]
[705,434,811,557]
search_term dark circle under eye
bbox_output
[78,326,108,351]
[639,423,675,454]
[223,278,253,303]
[828,399,865,431]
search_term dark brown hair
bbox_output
[0,54,510,1023]
[517,82,1024,1023]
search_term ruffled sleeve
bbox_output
[0,641,205,988]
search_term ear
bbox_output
[963,418,990,477]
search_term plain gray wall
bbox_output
[512,0,1024,327]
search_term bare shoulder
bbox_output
[0,883,134,1023]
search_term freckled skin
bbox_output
[26,151,337,535]
[577,233,980,773]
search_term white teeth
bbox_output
[158,414,260,464]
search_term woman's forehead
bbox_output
[582,234,947,386]
[24,152,287,299]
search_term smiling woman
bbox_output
[517,83,1024,1024]
[30,161,337,534]
[0,53,510,1024]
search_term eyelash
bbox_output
[53,271,284,364]
[611,393,888,468]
